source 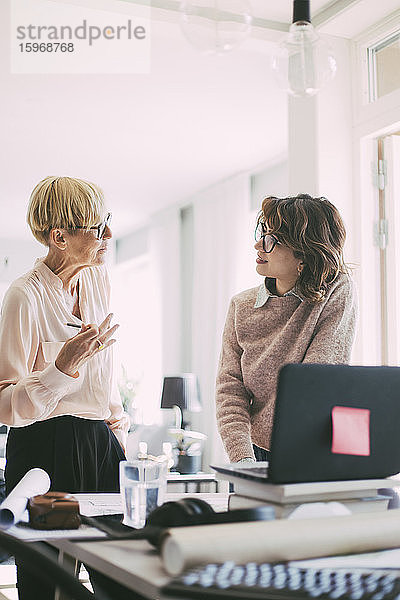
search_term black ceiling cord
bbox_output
[293,0,311,23]
[0,528,96,600]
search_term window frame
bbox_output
[352,9,400,119]
[367,30,400,103]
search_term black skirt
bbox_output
[5,415,126,494]
[5,416,127,600]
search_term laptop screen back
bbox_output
[268,363,400,483]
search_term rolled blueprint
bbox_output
[161,508,400,575]
[0,468,51,528]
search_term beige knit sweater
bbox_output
[216,273,357,462]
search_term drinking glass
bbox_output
[119,459,167,528]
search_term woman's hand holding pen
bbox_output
[55,313,119,378]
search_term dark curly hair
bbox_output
[256,194,347,302]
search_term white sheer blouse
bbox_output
[0,258,129,449]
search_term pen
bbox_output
[65,322,82,329]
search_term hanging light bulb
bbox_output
[179,0,252,55]
[272,0,336,97]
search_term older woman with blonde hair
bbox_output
[0,176,130,599]
[216,194,358,464]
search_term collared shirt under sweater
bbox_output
[216,273,357,462]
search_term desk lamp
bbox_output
[160,374,201,429]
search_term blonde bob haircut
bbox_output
[27,176,105,246]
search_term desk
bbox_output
[52,492,228,600]
[54,537,168,599]
[40,493,400,600]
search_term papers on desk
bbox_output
[5,493,122,542]
[3,491,226,542]
[75,493,122,517]
[7,522,107,542]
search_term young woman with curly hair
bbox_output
[216,194,358,463]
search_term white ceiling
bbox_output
[1,0,399,241]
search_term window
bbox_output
[111,256,162,425]
[368,31,400,102]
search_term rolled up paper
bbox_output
[161,508,400,575]
[0,468,51,529]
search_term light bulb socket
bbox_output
[292,0,311,24]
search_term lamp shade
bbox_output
[160,374,201,412]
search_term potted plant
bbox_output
[168,428,206,474]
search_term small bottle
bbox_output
[162,442,174,470]
[138,441,148,460]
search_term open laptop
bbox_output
[212,363,400,484]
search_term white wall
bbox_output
[289,36,354,244]
[0,238,44,282]
[317,37,361,363]
[288,35,361,362]
[0,237,45,302]
[317,37,354,248]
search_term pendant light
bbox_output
[179,0,252,55]
[272,0,337,97]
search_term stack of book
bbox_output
[215,467,398,519]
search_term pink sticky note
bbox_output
[331,406,370,456]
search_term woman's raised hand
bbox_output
[55,313,119,377]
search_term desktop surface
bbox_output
[46,492,400,600]
[54,537,167,599]
[51,526,400,600]
[50,492,229,599]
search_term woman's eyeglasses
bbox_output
[74,212,112,240]
[254,222,280,253]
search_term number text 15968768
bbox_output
[19,43,75,52]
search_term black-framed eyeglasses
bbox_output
[74,212,112,240]
[254,222,280,253]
